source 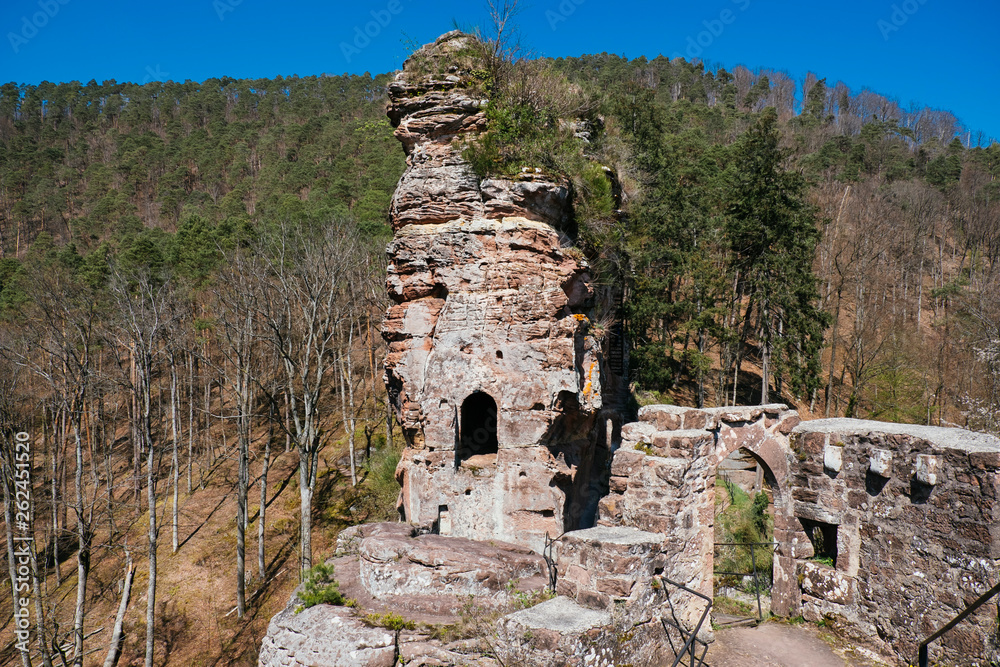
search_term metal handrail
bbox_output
[658,577,713,667]
[713,541,777,621]
[542,531,565,593]
[918,580,1000,667]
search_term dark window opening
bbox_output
[456,392,498,466]
[434,504,451,535]
[496,350,503,359]
[800,518,838,568]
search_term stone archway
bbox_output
[602,404,801,614]
[711,445,784,620]
[707,417,795,618]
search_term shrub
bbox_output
[362,612,416,631]
[296,562,351,610]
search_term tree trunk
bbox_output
[299,456,313,575]
[761,339,770,405]
[386,398,393,451]
[51,404,61,587]
[258,426,271,580]
[143,369,157,667]
[102,558,134,667]
[72,418,89,667]
[236,406,247,618]
[32,538,53,667]
[188,353,195,494]
[339,339,356,487]
[825,285,843,418]
[760,296,771,405]
[170,355,179,554]
[346,323,358,473]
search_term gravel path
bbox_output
[705,622,894,667]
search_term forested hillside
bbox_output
[0,73,403,256]
[0,33,998,666]
[544,53,999,430]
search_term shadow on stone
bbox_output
[909,478,934,504]
[865,470,889,496]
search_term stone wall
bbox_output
[383,32,620,552]
[593,406,1000,665]
[598,403,800,609]
[784,419,1000,665]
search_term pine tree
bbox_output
[724,108,828,404]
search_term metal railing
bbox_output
[542,531,564,593]
[713,541,777,621]
[918,580,1000,667]
[658,577,712,667]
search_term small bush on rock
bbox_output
[296,563,352,611]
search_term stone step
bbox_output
[502,595,610,634]
[562,525,664,547]
[555,526,666,609]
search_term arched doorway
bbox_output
[712,447,780,625]
[456,392,498,466]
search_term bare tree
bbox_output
[0,259,104,667]
[211,249,263,616]
[0,355,33,667]
[254,219,367,574]
[105,268,177,667]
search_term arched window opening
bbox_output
[457,392,498,466]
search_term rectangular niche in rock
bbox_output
[456,392,499,468]
[799,517,838,569]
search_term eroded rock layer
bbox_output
[383,32,614,551]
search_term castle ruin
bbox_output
[259,33,1000,667]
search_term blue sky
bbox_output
[1,0,997,141]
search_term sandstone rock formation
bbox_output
[382,31,618,552]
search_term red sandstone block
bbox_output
[556,579,577,598]
[656,412,683,431]
[598,497,621,522]
[578,589,611,610]
[795,432,826,455]
[776,414,802,435]
[611,449,646,476]
[565,564,591,587]
[635,513,673,533]
[597,577,635,597]
[682,410,714,430]
[605,556,642,575]
[970,451,1000,471]
[609,476,628,493]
